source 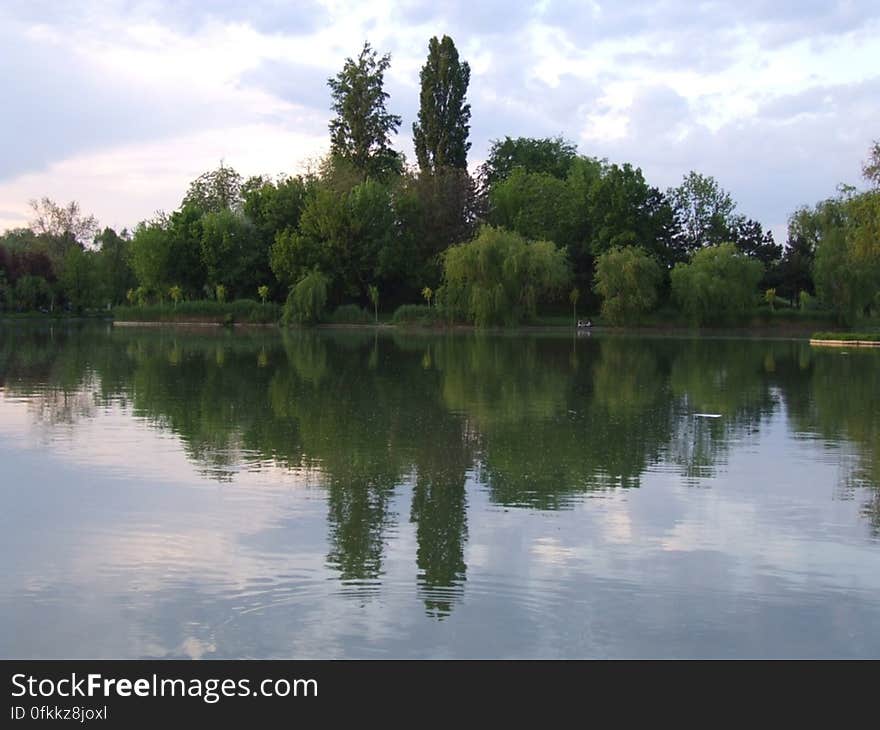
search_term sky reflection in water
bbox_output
[1,323,879,658]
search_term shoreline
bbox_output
[3,314,851,338]
[108,319,831,338]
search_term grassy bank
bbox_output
[113,299,280,324]
[100,298,853,334]
[811,331,880,342]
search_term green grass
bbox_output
[391,304,445,327]
[811,331,880,342]
[113,299,280,324]
[327,304,372,324]
[751,307,837,324]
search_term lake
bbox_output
[1,323,879,658]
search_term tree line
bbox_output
[1,36,878,326]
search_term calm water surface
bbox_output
[1,323,879,658]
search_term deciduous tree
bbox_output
[328,42,402,179]
[479,136,578,189]
[667,172,737,254]
[182,164,243,213]
[412,35,471,172]
[594,246,663,325]
[671,243,763,325]
[439,226,571,327]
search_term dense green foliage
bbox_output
[439,226,570,327]
[412,35,471,172]
[391,304,443,326]
[811,190,880,324]
[283,270,329,325]
[671,243,764,325]
[593,247,663,325]
[328,304,372,323]
[200,209,266,298]
[271,179,394,300]
[328,42,402,179]
[1,38,875,329]
[667,171,737,253]
[182,165,243,213]
[479,136,579,189]
[114,299,279,323]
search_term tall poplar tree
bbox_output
[328,42,402,179]
[412,35,471,172]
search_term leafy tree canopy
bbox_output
[439,226,571,326]
[671,242,764,325]
[413,35,471,172]
[593,246,663,325]
[182,163,243,214]
[328,42,402,179]
[667,171,737,253]
[479,136,579,189]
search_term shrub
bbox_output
[391,304,444,326]
[328,304,371,323]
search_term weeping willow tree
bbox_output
[283,269,329,325]
[438,226,570,326]
[593,246,663,325]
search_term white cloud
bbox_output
[0,0,878,235]
[0,125,329,232]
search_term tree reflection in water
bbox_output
[2,323,879,616]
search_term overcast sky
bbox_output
[1,0,878,240]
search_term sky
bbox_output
[1,0,878,241]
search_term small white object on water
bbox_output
[694,413,722,418]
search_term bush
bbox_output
[593,246,663,325]
[282,269,328,325]
[391,304,444,326]
[752,307,836,325]
[671,243,764,326]
[328,304,371,323]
